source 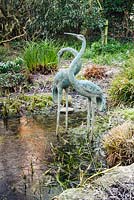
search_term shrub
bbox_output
[87,40,121,56]
[103,122,134,167]
[109,67,134,106]
[0,73,26,95]
[0,46,9,62]
[0,57,24,73]
[0,57,27,96]
[83,64,106,79]
[84,40,134,66]
[23,40,58,74]
[124,53,134,68]
[89,39,133,55]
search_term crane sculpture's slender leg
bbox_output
[90,97,96,140]
[87,98,91,132]
[56,88,61,136]
[87,98,92,141]
[65,88,68,132]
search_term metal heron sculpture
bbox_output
[52,47,82,135]
[66,33,106,140]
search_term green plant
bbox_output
[84,40,134,66]
[0,73,26,96]
[51,124,107,189]
[0,46,9,62]
[20,94,53,111]
[120,108,134,121]
[1,0,133,42]
[23,40,58,74]
[124,53,134,68]
[0,73,25,87]
[0,57,24,73]
[109,67,134,106]
[0,93,53,117]
[88,39,123,56]
[103,121,134,166]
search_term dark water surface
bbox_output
[0,112,86,200]
[0,115,58,200]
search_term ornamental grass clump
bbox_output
[103,121,134,167]
[23,40,58,74]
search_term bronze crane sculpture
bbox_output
[52,47,82,135]
[66,33,106,140]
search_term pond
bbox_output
[0,112,87,200]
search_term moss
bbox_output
[0,93,53,117]
[0,136,5,143]
[120,108,134,120]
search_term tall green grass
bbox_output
[23,38,134,71]
[23,40,58,73]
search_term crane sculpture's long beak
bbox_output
[64,32,78,37]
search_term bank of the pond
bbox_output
[33,108,134,200]
[0,93,53,118]
[56,163,134,200]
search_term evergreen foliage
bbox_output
[0,0,133,41]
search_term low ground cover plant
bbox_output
[0,94,53,118]
[0,57,24,73]
[0,58,27,96]
[0,73,26,93]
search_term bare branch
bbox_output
[0,29,26,45]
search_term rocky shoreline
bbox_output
[54,164,134,200]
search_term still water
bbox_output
[0,113,86,200]
[0,114,58,200]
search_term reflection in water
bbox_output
[0,112,87,200]
[0,115,57,200]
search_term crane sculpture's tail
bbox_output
[52,84,63,104]
[52,84,58,104]
[96,95,106,112]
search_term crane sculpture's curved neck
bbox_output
[69,35,86,86]
[52,46,82,104]
[58,47,78,59]
[57,47,82,75]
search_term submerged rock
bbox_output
[55,163,134,200]
[60,107,74,113]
